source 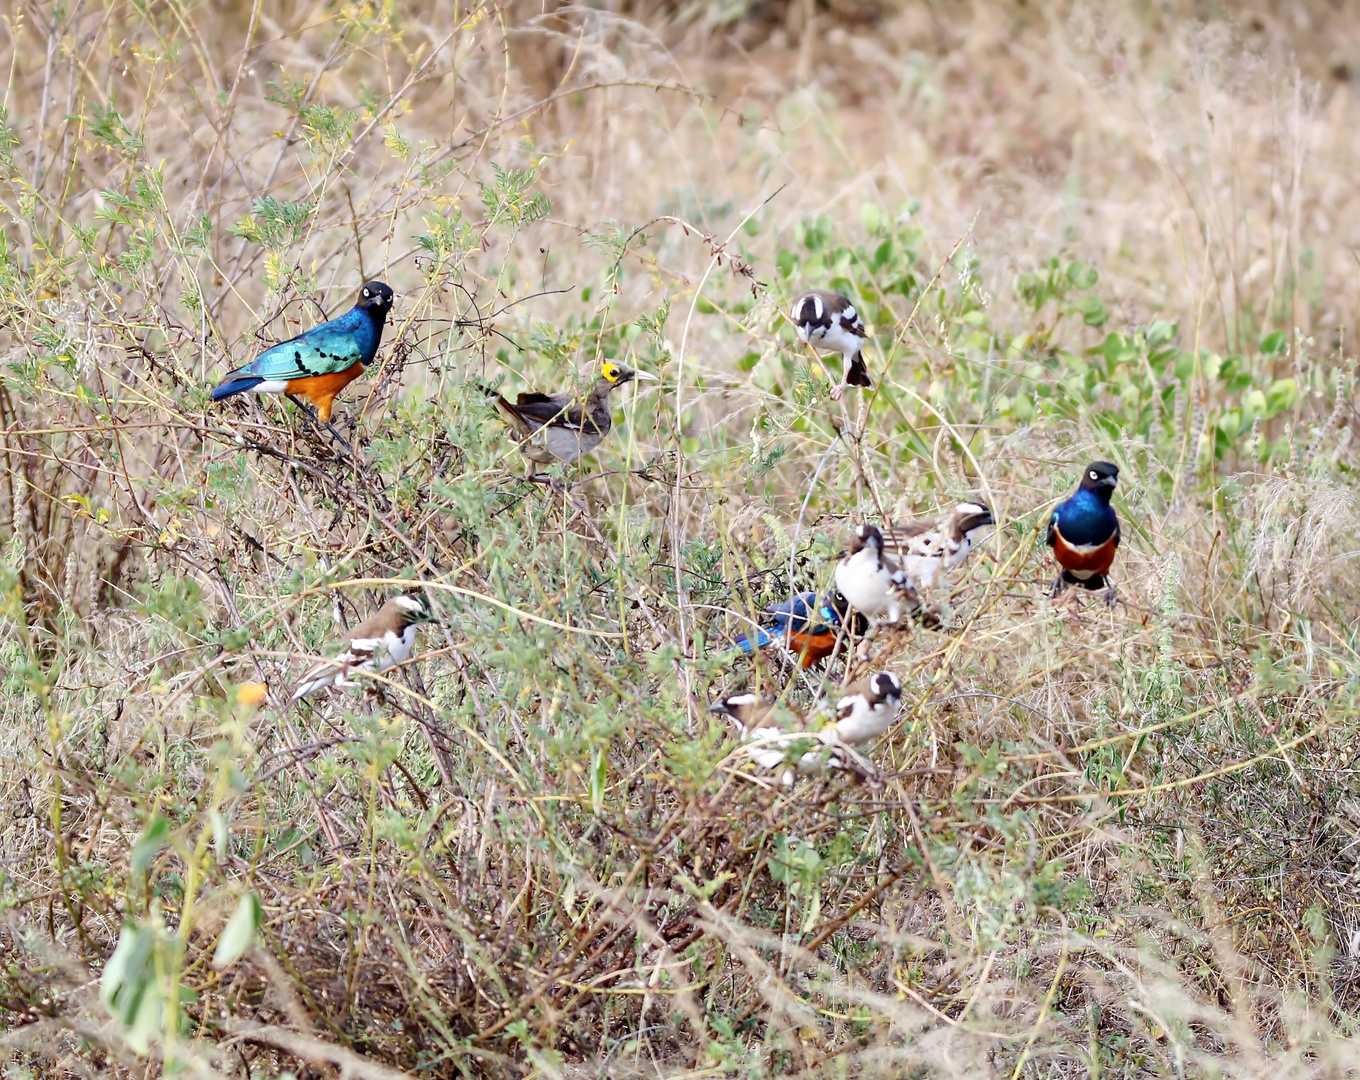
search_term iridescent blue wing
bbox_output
[227,322,367,382]
[766,592,818,631]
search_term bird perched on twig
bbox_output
[818,672,904,746]
[732,590,868,669]
[289,593,439,703]
[708,691,873,787]
[487,359,657,477]
[834,524,915,624]
[210,281,395,445]
[789,290,872,400]
[1046,461,1121,608]
[880,501,995,589]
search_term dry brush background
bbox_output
[4,0,1360,1076]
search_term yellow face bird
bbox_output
[490,361,657,471]
[599,359,660,386]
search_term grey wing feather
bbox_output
[507,393,596,432]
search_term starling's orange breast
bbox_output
[1051,527,1118,576]
[284,362,366,422]
[787,628,840,668]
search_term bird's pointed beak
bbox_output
[631,370,659,382]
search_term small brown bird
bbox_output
[709,688,883,785]
[289,593,439,703]
[834,524,915,624]
[490,359,657,475]
[818,673,904,745]
[708,692,833,785]
[879,501,995,590]
[789,289,871,400]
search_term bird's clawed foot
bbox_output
[1048,573,1068,600]
[829,384,845,402]
[524,472,566,495]
[1104,582,1118,611]
[322,419,355,455]
[287,394,354,456]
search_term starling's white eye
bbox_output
[363,288,370,296]
[1089,470,1098,480]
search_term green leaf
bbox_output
[101,921,172,1054]
[1065,261,1098,290]
[1265,378,1298,417]
[1147,320,1177,347]
[1261,330,1288,356]
[1068,295,1107,327]
[590,746,607,815]
[213,891,263,968]
[211,809,229,860]
[480,162,551,229]
[131,815,171,876]
[101,922,154,1019]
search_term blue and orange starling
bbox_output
[1046,461,1121,608]
[211,281,395,434]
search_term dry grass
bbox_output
[4,0,1360,1077]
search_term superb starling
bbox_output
[1046,461,1121,608]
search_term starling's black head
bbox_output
[1079,462,1119,494]
[357,281,394,318]
[847,523,884,555]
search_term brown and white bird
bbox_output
[818,673,904,746]
[708,692,843,786]
[834,524,915,624]
[289,593,439,703]
[489,358,657,476]
[789,290,871,400]
[880,501,995,590]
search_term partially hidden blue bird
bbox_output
[732,590,868,668]
[1046,461,1121,607]
[210,280,395,429]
